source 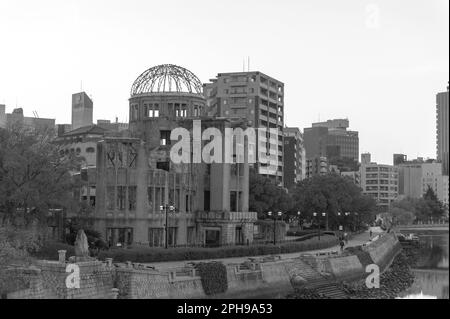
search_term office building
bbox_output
[204,71,284,186]
[393,154,408,166]
[306,156,329,178]
[359,153,399,212]
[397,160,449,206]
[436,84,449,175]
[2,107,55,131]
[304,118,359,172]
[72,92,93,130]
[283,127,305,189]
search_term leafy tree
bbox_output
[292,174,377,230]
[0,124,81,227]
[389,188,446,223]
[249,168,293,218]
[389,207,415,225]
[0,226,40,295]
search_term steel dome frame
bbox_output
[130,64,203,96]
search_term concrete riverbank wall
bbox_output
[301,232,402,282]
[5,233,401,299]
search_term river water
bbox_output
[399,230,449,299]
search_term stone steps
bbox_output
[289,259,348,299]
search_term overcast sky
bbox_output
[0,0,448,165]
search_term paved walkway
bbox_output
[144,231,380,271]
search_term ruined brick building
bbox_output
[87,64,257,247]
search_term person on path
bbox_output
[369,230,373,238]
[339,239,345,252]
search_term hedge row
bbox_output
[196,262,228,295]
[31,241,75,260]
[97,235,339,263]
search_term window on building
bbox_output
[107,227,133,247]
[148,228,164,247]
[128,186,137,211]
[117,186,126,210]
[168,227,177,247]
[147,187,153,210]
[86,147,95,153]
[187,227,195,245]
[106,186,115,210]
[157,161,170,171]
[204,190,210,211]
[160,130,171,146]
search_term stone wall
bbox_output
[362,232,402,272]
[6,260,116,299]
[300,233,401,282]
[6,233,402,299]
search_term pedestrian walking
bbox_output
[339,239,345,252]
[369,230,373,238]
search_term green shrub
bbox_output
[196,262,228,295]
[98,235,339,263]
[32,241,75,260]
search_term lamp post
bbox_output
[344,212,350,232]
[297,211,302,230]
[313,212,320,240]
[160,204,176,249]
[268,211,282,245]
[321,212,327,238]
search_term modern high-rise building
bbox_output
[393,154,408,166]
[436,84,449,176]
[72,92,93,130]
[304,118,359,172]
[306,156,329,178]
[283,127,305,189]
[397,160,449,207]
[204,71,285,186]
[359,153,399,212]
[0,104,5,128]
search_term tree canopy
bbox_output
[291,174,377,229]
[389,186,447,224]
[249,168,293,217]
[0,124,81,226]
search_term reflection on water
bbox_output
[400,231,449,299]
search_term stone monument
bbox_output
[70,229,93,262]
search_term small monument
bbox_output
[70,229,94,262]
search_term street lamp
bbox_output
[337,212,343,232]
[297,211,302,229]
[160,204,176,249]
[344,212,350,232]
[268,211,282,245]
[313,212,321,241]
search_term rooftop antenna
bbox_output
[243,58,245,72]
[248,56,250,72]
[80,80,83,92]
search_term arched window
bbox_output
[86,147,95,153]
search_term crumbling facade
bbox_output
[92,64,257,247]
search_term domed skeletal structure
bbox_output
[130,64,203,96]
